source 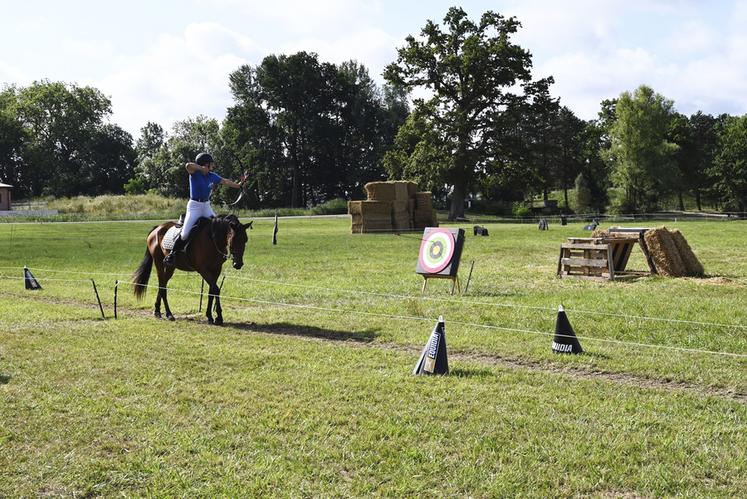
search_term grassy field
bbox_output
[2,216,747,496]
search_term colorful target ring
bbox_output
[418,228,456,273]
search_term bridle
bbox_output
[211,219,233,262]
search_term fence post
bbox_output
[114,280,118,319]
[199,278,205,312]
[91,279,105,319]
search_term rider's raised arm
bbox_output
[220,177,244,189]
[185,162,208,175]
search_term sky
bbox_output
[2,0,746,138]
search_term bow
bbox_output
[227,170,251,208]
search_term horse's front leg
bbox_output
[205,281,218,324]
[214,288,223,326]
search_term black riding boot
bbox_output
[164,235,187,267]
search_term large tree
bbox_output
[2,80,135,197]
[384,7,533,220]
[224,53,407,208]
[606,85,678,212]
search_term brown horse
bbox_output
[132,214,252,325]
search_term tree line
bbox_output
[1,7,745,217]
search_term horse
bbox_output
[132,214,252,325]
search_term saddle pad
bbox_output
[163,226,181,250]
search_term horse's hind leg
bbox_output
[152,255,174,320]
[154,290,162,319]
[160,267,176,321]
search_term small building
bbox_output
[0,182,12,211]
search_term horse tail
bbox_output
[132,248,153,300]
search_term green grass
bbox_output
[2,217,747,495]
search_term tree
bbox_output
[385,7,533,220]
[82,124,136,194]
[4,80,135,198]
[554,107,586,210]
[576,120,611,212]
[0,87,26,194]
[688,112,721,210]
[606,85,678,212]
[667,112,696,210]
[712,115,747,212]
[224,53,407,207]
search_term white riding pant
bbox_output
[181,200,216,239]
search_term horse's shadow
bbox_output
[227,321,380,344]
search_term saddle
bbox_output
[163,216,212,250]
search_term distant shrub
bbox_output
[310,198,348,215]
[512,203,531,218]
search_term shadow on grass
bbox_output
[0,373,11,385]
[229,321,380,343]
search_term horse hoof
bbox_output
[207,318,214,324]
[214,318,223,326]
[154,313,162,319]
[167,315,175,322]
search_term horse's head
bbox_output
[225,215,253,269]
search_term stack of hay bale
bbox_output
[348,181,438,233]
[643,227,705,277]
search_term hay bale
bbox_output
[392,216,413,231]
[591,228,608,238]
[364,182,397,201]
[348,200,362,216]
[392,181,410,201]
[352,220,393,233]
[644,227,687,277]
[415,192,433,209]
[407,199,416,214]
[359,200,392,216]
[671,229,705,277]
[391,200,409,215]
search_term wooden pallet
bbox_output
[557,232,655,281]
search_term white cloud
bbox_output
[280,27,400,81]
[96,22,260,136]
[0,61,29,87]
[200,0,382,34]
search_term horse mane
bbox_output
[210,214,242,245]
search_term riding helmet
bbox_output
[195,152,214,166]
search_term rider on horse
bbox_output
[163,152,246,267]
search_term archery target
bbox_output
[419,228,456,274]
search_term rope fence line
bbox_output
[112,280,747,360]
[219,273,747,330]
[0,274,96,284]
[3,265,747,331]
[5,267,747,358]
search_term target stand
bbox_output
[416,227,465,295]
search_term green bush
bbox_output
[512,203,531,218]
[310,198,348,215]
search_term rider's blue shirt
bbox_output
[189,171,222,201]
